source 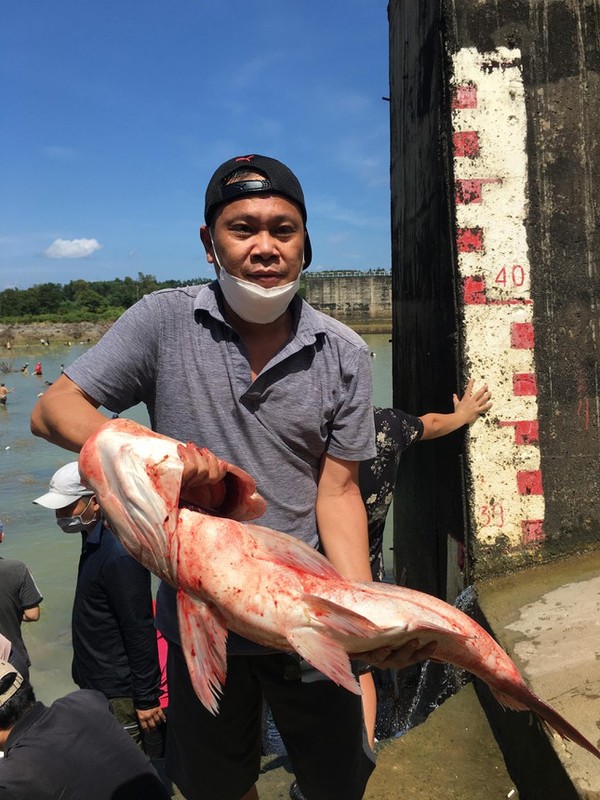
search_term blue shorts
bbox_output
[165,644,375,800]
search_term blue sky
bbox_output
[1,1,391,291]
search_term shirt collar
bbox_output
[5,702,47,753]
[84,519,104,545]
[193,281,327,346]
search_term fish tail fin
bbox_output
[490,681,600,760]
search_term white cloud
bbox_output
[43,238,102,259]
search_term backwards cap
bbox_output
[0,660,23,707]
[204,154,312,268]
[32,461,93,510]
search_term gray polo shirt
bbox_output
[68,283,375,647]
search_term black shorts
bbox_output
[165,644,375,800]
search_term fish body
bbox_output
[79,418,600,760]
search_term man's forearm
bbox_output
[31,375,107,451]
[317,489,372,583]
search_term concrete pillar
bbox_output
[389,0,599,586]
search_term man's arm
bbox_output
[316,453,372,582]
[108,554,165,731]
[30,374,109,452]
[22,605,40,622]
[419,378,492,440]
[20,567,43,623]
[316,453,435,669]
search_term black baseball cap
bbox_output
[204,154,312,268]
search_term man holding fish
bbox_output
[31,154,434,800]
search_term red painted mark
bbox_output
[456,179,482,205]
[463,275,487,304]
[513,373,537,396]
[577,398,590,430]
[457,227,484,252]
[576,372,591,431]
[517,470,543,495]
[453,130,480,157]
[499,420,539,445]
[511,322,535,349]
[452,83,478,109]
[521,519,545,544]
[455,178,502,205]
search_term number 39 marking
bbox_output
[480,503,505,527]
[495,265,526,288]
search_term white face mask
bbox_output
[56,496,98,534]
[210,235,302,324]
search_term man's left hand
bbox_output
[136,705,166,731]
[361,638,438,670]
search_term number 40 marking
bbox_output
[495,265,526,287]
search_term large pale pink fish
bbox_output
[79,418,600,759]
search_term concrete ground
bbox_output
[476,550,600,799]
[257,683,517,799]
[258,550,600,799]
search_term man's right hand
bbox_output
[177,442,229,509]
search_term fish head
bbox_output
[79,418,183,582]
[79,418,268,583]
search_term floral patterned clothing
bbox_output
[359,408,424,581]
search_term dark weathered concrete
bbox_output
[388,0,467,599]
[388,0,599,586]
[443,0,600,572]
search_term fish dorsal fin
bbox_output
[244,523,341,580]
[302,594,380,638]
[177,590,228,715]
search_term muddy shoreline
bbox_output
[0,320,114,347]
[0,318,391,348]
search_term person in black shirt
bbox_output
[0,659,169,800]
[358,379,492,744]
[359,379,493,582]
[0,522,42,679]
[33,462,165,745]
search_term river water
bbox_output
[0,333,393,704]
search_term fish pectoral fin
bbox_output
[245,523,341,580]
[285,595,381,695]
[177,590,228,715]
[287,627,361,696]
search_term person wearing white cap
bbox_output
[33,463,165,752]
[0,660,170,799]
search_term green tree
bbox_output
[75,287,107,313]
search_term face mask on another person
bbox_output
[210,234,302,324]
[56,496,98,534]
